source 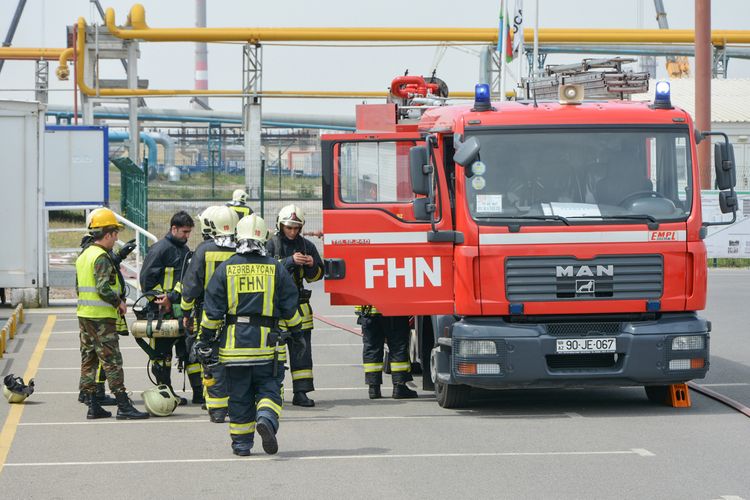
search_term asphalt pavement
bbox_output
[0,271,748,499]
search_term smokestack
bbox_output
[194,0,209,109]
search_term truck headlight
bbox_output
[671,336,704,351]
[457,340,497,356]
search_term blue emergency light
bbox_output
[653,81,672,109]
[473,83,492,112]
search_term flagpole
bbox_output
[516,1,524,86]
[499,1,509,101]
[533,0,539,77]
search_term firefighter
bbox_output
[227,189,252,220]
[139,211,194,405]
[357,308,418,400]
[76,207,148,420]
[180,206,239,423]
[266,204,323,407]
[198,214,302,456]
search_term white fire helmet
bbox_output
[142,384,180,417]
[232,189,248,204]
[210,206,239,237]
[236,214,270,243]
[277,204,305,230]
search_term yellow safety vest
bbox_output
[76,245,121,319]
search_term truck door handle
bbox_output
[324,258,346,280]
[427,230,464,244]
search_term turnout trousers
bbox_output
[362,315,412,385]
[287,302,314,393]
[226,362,283,451]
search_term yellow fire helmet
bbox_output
[88,207,124,231]
[277,204,305,229]
[141,385,180,417]
[3,374,35,404]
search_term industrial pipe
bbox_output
[104,4,750,45]
[147,131,175,170]
[108,129,158,169]
[0,47,68,60]
[77,17,475,98]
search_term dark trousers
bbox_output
[206,363,228,410]
[288,329,314,393]
[362,315,412,385]
[226,362,283,448]
[150,337,179,386]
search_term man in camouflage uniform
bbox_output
[76,207,149,420]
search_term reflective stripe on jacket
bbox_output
[76,245,121,319]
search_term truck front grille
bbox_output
[506,255,663,302]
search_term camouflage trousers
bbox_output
[78,317,126,394]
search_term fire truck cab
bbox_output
[321,77,738,408]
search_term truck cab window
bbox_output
[339,141,415,203]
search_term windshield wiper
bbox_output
[575,214,659,229]
[498,215,571,226]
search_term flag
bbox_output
[512,0,524,57]
[497,1,513,63]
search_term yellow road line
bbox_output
[0,315,56,475]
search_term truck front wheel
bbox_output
[644,385,670,405]
[435,380,471,408]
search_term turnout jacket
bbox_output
[265,233,324,295]
[139,233,191,303]
[201,253,302,366]
[180,239,235,313]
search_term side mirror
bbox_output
[453,136,480,169]
[412,198,435,221]
[409,146,431,195]
[714,142,737,190]
[719,191,738,214]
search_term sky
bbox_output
[1,0,749,117]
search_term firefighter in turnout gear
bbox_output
[227,189,252,220]
[357,307,418,400]
[266,204,324,407]
[199,214,302,456]
[139,211,194,405]
[76,207,149,420]
[180,206,239,423]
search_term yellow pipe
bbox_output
[77,18,474,98]
[56,48,74,80]
[0,48,67,60]
[107,4,750,45]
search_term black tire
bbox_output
[435,380,471,408]
[411,361,423,376]
[644,385,670,405]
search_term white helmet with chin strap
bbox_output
[210,206,239,237]
[236,214,270,243]
[277,204,305,230]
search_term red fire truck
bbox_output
[321,75,738,408]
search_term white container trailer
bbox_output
[0,101,45,297]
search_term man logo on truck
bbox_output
[556,265,614,278]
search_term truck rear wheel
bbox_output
[435,380,471,408]
[644,385,670,405]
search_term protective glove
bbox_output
[193,339,218,366]
[117,239,137,261]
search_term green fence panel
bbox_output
[112,157,149,253]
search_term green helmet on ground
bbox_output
[141,384,180,417]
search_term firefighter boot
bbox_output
[232,441,252,457]
[368,384,382,400]
[188,372,205,405]
[95,383,118,406]
[392,383,418,399]
[209,408,228,423]
[86,393,112,419]
[78,390,88,404]
[115,392,150,420]
[292,391,315,407]
[256,417,278,455]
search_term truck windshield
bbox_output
[464,127,693,224]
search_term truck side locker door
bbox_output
[321,133,455,316]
